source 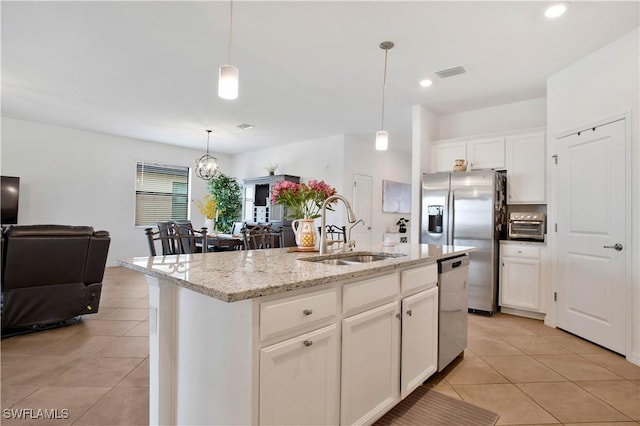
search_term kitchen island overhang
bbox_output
[118,243,473,426]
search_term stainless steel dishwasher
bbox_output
[438,255,469,371]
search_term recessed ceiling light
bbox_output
[419,79,433,88]
[237,123,254,130]
[545,3,567,18]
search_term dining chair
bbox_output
[174,222,209,254]
[155,221,179,255]
[242,225,281,250]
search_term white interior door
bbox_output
[352,173,372,246]
[556,118,627,354]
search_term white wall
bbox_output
[230,134,346,227]
[546,27,640,365]
[437,97,546,140]
[344,134,412,244]
[1,117,231,265]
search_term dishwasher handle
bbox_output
[438,255,469,273]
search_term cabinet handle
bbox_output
[302,309,313,316]
[396,313,401,320]
[407,309,413,317]
[303,340,313,347]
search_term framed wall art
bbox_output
[382,180,411,213]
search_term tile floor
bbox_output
[1,267,639,425]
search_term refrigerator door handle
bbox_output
[447,190,454,245]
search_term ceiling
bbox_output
[2,1,638,154]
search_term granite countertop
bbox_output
[118,243,472,303]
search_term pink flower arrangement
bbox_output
[271,180,337,219]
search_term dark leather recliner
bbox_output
[1,225,110,334]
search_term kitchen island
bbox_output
[119,243,472,425]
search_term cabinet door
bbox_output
[401,286,438,399]
[341,301,400,426]
[505,132,546,204]
[500,256,541,311]
[260,324,339,426]
[431,142,467,172]
[467,137,505,170]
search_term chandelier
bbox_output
[195,130,219,180]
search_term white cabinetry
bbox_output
[467,137,505,170]
[431,137,505,172]
[260,324,339,426]
[505,132,546,204]
[400,286,438,398]
[259,288,340,426]
[499,241,547,319]
[341,301,401,425]
[431,141,467,173]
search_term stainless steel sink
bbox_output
[301,251,405,265]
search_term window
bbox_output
[135,161,190,226]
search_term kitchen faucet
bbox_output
[319,194,357,255]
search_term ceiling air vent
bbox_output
[237,123,255,130]
[434,66,466,79]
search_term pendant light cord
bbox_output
[206,130,212,155]
[227,0,233,64]
[380,48,388,131]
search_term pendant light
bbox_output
[376,41,394,151]
[195,130,219,180]
[218,0,239,100]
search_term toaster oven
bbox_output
[508,212,546,240]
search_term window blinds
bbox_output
[135,161,190,226]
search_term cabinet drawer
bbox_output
[260,288,337,342]
[343,273,399,316]
[401,263,437,294]
[501,244,540,259]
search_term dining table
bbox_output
[204,233,244,251]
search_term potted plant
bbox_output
[207,173,242,233]
[396,217,409,233]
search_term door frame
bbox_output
[547,111,633,360]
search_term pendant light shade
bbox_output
[375,130,389,151]
[376,41,394,151]
[218,64,239,100]
[218,0,238,100]
[195,130,219,180]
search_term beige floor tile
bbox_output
[543,334,612,355]
[576,380,640,420]
[118,357,149,387]
[564,423,640,426]
[1,385,39,407]
[73,386,149,425]
[98,297,140,309]
[0,326,81,356]
[483,355,567,383]
[467,315,537,337]
[535,354,625,381]
[517,382,632,423]
[1,386,110,426]
[84,308,148,321]
[500,316,567,337]
[52,357,144,387]
[123,321,149,337]
[454,383,558,425]
[44,335,116,357]
[467,336,525,356]
[442,355,510,385]
[1,356,75,387]
[99,336,149,358]
[500,335,574,355]
[72,319,141,336]
[580,353,640,380]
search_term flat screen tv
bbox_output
[1,176,20,225]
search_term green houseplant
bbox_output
[207,173,242,233]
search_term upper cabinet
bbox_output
[467,137,505,170]
[431,137,505,172]
[431,141,467,173]
[242,174,300,224]
[505,132,546,204]
[431,129,546,205]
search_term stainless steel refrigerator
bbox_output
[421,170,507,314]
